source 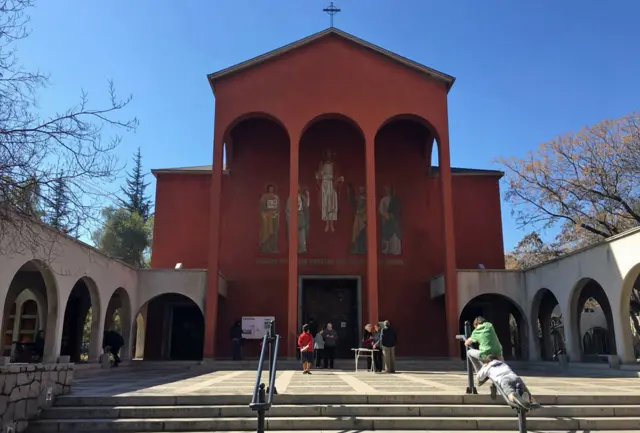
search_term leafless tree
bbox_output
[497,113,640,252]
[0,0,138,258]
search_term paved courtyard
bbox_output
[71,363,640,397]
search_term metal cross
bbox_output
[323,2,341,27]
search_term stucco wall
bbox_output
[135,269,210,315]
[0,221,137,363]
[151,119,504,357]
[449,227,640,364]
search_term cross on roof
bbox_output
[323,2,341,27]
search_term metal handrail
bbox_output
[249,320,280,433]
[456,320,477,394]
[457,320,528,433]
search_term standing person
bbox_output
[464,316,503,374]
[298,324,314,374]
[371,323,383,372]
[323,322,338,369]
[362,324,374,370]
[380,320,397,373]
[314,329,325,368]
[103,330,124,367]
[230,320,244,361]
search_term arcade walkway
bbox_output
[70,364,640,397]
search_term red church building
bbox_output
[150,28,505,359]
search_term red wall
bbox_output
[150,32,506,357]
[151,174,210,269]
[151,125,504,357]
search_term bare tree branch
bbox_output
[497,112,640,252]
[0,0,138,259]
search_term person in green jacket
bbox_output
[464,316,503,373]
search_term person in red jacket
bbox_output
[298,324,314,374]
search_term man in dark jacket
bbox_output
[380,320,397,373]
[230,320,244,361]
[103,330,124,367]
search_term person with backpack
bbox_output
[103,330,125,367]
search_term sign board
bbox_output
[241,316,275,340]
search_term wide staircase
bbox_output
[28,392,640,432]
[27,322,640,432]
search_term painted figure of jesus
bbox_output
[316,149,344,232]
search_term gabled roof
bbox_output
[151,164,226,177]
[207,28,456,94]
[151,165,502,178]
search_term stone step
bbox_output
[51,431,640,433]
[26,415,640,432]
[54,393,640,406]
[40,403,640,419]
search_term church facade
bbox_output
[151,28,506,359]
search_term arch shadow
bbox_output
[60,276,101,363]
[583,326,611,356]
[1,260,59,362]
[620,263,640,363]
[459,293,529,361]
[300,113,366,140]
[376,113,439,142]
[530,288,565,360]
[223,111,290,144]
[133,293,204,361]
[222,111,291,171]
[567,277,617,361]
[104,287,133,360]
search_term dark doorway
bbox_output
[142,294,204,361]
[458,294,527,361]
[170,304,204,360]
[61,279,93,363]
[301,277,359,359]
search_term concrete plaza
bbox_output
[70,361,640,398]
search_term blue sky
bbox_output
[17,0,640,250]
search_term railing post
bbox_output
[257,383,266,433]
[464,320,478,395]
[517,408,527,433]
[267,320,278,395]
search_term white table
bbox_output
[351,348,379,372]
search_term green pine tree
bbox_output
[47,172,74,233]
[119,148,152,221]
[92,207,153,267]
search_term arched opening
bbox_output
[104,287,132,361]
[459,294,528,361]
[531,288,566,361]
[216,113,290,358]
[621,264,640,363]
[60,277,100,363]
[583,327,610,355]
[296,114,365,355]
[374,115,436,351]
[630,273,640,362]
[132,293,204,361]
[568,278,616,362]
[1,260,57,362]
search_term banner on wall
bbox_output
[241,316,275,340]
